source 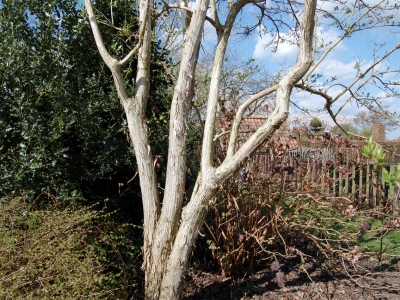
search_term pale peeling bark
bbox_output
[226,86,278,158]
[226,0,317,161]
[159,0,317,298]
[85,0,160,281]
[86,0,317,298]
[145,0,210,298]
[159,178,218,299]
[132,0,161,282]
[202,0,251,174]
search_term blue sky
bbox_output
[85,0,400,139]
[198,0,400,139]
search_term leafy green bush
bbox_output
[0,0,172,206]
[0,196,142,299]
[309,117,322,128]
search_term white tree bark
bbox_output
[85,0,160,289]
[85,0,317,298]
[145,0,209,297]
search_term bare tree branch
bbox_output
[304,0,386,82]
[332,42,400,104]
[216,0,317,182]
[226,86,277,158]
[201,0,250,174]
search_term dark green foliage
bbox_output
[0,0,172,206]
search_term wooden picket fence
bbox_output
[240,146,400,210]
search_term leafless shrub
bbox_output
[202,136,400,280]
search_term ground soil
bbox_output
[181,256,400,300]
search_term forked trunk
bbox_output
[85,0,318,298]
[144,180,218,300]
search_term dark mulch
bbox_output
[181,256,400,300]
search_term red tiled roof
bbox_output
[217,117,298,150]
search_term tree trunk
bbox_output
[145,178,218,299]
[85,0,317,298]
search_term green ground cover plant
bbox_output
[0,196,142,299]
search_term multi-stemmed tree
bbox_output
[84,0,400,298]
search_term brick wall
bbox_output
[372,124,385,143]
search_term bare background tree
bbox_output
[84,0,400,298]
[354,110,400,135]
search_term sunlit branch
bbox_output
[85,0,145,68]
[226,86,277,158]
[85,0,116,67]
[85,0,132,102]
[202,0,254,174]
[304,0,385,82]
[288,0,300,27]
[334,73,374,117]
[216,0,317,181]
[210,0,222,31]
[213,130,231,141]
[154,0,220,31]
[332,42,400,104]
[120,41,144,67]
[345,0,358,29]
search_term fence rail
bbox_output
[240,146,400,210]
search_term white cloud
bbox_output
[291,83,359,116]
[253,29,298,63]
[316,58,358,80]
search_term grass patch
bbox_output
[284,196,400,258]
[356,218,400,257]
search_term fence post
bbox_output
[376,167,382,208]
[361,163,367,208]
[334,167,340,197]
[393,166,399,216]
[326,160,334,195]
[354,163,360,206]
[384,165,390,208]
[297,159,303,192]
[347,163,354,200]
[368,163,374,208]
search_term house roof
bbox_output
[218,117,298,150]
